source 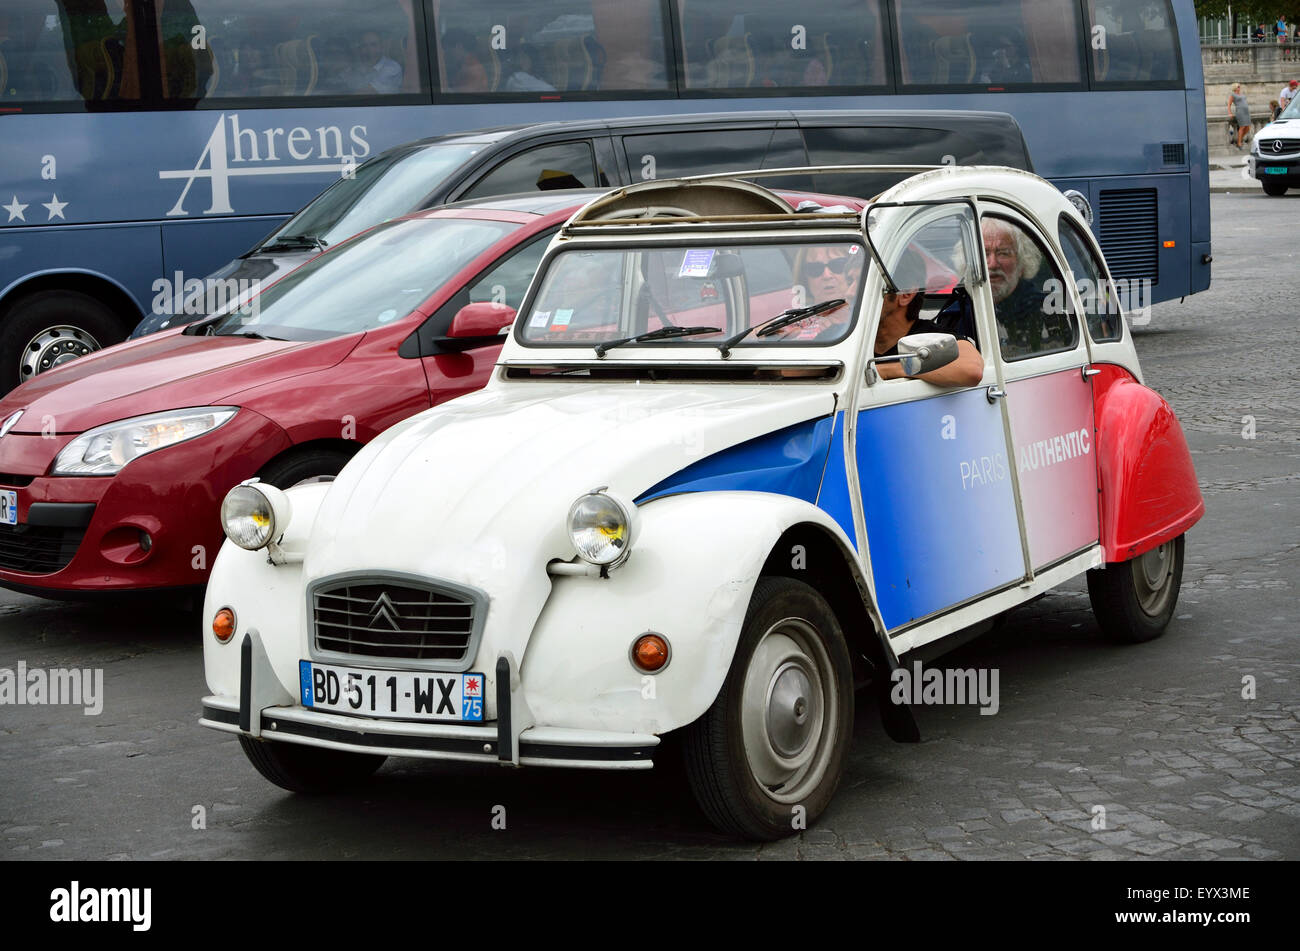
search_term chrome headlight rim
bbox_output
[220,480,292,552]
[50,406,239,477]
[567,487,638,569]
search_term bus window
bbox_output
[161,0,426,102]
[434,0,668,95]
[461,141,599,199]
[1087,1,1180,83]
[894,0,1083,87]
[622,128,806,182]
[0,0,142,104]
[676,0,886,91]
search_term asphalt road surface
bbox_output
[1,193,1296,860]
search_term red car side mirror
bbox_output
[448,302,516,339]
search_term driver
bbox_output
[872,249,984,386]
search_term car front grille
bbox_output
[311,577,483,667]
[1256,139,1300,157]
[0,523,84,574]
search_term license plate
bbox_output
[1264,166,1288,174]
[0,490,15,526]
[299,661,485,722]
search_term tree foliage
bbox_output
[1195,1,1300,26]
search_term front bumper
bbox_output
[0,410,290,594]
[200,639,658,770]
[1249,152,1300,183]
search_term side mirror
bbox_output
[448,301,517,339]
[897,332,958,376]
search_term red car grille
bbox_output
[0,523,85,574]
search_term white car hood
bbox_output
[302,382,838,664]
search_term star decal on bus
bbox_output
[43,195,68,221]
[3,196,27,222]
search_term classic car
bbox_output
[199,166,1203,840]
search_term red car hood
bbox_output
[0,330,361,434]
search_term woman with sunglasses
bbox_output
[774,245,864,341]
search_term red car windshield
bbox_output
[210,217,515,341]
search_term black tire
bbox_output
[1086,534,1185,643]
[238,735,385,793]
[1261,180,1289,196]
[0,290,127,393]
[257,447,353,490]
[682,576,854,841]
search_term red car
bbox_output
[0,192,591,597]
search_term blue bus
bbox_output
[0,0,1209,391]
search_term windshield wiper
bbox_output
[717,299,846,358]
[593,325,721,358]
[260,234,327,253]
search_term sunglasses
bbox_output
[801,257,852,281]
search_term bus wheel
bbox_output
[1,290,125,392]
[682,577,853,840]
[1087,535,1185,643]
[1261,180,1289,196]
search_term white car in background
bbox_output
[198,167,1204,841]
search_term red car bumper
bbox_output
[0,408,290,596]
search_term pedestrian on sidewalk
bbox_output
[1277,18,1289,44]
[1230,84,1252,148]
[1281,79,1299,113]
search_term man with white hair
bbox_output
[982,217,1061,357]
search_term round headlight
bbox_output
[220,482,290,551]
[568,490,637,568]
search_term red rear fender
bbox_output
[1093,365,1204,562]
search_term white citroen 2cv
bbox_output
[200,167,1203,840]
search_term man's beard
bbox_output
[989,269,1014,303]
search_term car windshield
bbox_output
[519,241,867,349]
[1281,96,1300,121]
[211,217,515,340]
[259,144,483,250]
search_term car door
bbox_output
[979,205,1100,573]
[852,201,1024,634]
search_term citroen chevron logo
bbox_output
[367,592,402,630]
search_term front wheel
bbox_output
[1261,180,1289,196]
[238,735,386,793]
[682,577,854,840]
[1087,534,1185,643]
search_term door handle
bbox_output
[985,385,1006,403]
[1082,367,1100,379]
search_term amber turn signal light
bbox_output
[212,608,236,643]
[631,633,670,672]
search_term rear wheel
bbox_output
[1261,180,1289,196]
[238,736,385,793]
[682,577,853,840]
[0,290,126,393]
[1087,535,1185,643]
[257,447,354,490]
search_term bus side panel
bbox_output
[1185,87,1211,294]
[0,224,160,320]
[1084,172,1188,313]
